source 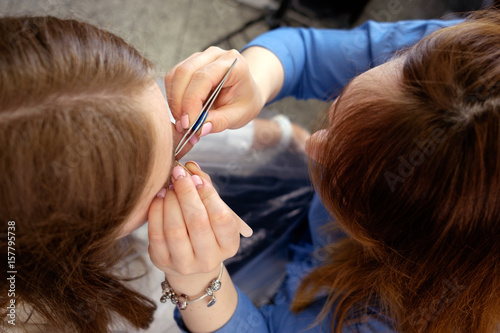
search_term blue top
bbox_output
[175,19,461,332]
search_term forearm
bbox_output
[167,265,237,332]
[242,46,284,106]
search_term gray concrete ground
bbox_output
[1,0,488,131]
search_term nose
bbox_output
[305,129,328,163]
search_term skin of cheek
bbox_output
[116,200,149,239]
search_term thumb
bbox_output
[206,104,257,134]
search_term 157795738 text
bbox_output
[6,220,17,326]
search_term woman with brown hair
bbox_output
[161,9,500,333]
[0,16,251,332]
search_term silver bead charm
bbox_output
[210,278,221,292]
[177,295,189,310]
[159,263,224,310]
[207,295,216,307]
[160,281,176,303]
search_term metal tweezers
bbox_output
[174,58,238,157]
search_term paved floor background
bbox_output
[0,1,489,332]
[1,0,489,131]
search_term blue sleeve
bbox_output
[242,19,462,101]
[174,286,395,332]
[175,286,329,333]
[174,286,273,333]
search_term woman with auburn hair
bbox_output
[0,16,251,332]
[161,9,500,333]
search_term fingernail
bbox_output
[191,175,203,188]
[175,120,183,133]
[200,122,212,137]
[189,135,199,145]
[167,181,174,190]
[186,161,201,169]
[241,223,253,237]
[172,165,186,180]
[181,113,189,129]
[156,188,167,198]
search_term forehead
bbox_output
[328,59,402,119]
[138,83,174,173]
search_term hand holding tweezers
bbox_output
[174,58,238,157]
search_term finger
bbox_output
[172,166,220,263]
[166,47,229,124]
[184,161,212,185]
[196,178,242,257]
[162,188,195,268]
[147,196,170,267]
[165,51,202,118]
[166,48,226,114]
[179,52,242,122]
[185,162,253,239]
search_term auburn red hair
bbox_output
[292,9,500,333]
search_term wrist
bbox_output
[163,264,222,299]
[161,263,228,311]
[167,264,238,333]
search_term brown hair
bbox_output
[0,16,158,332]
[292,9,500,333]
